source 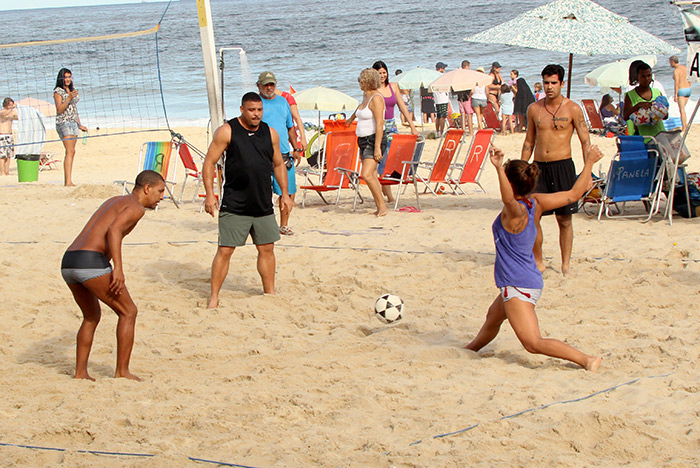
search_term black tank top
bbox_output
[220,118,274,217]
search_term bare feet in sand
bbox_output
[585,356,602,373]
[207,296,218,309]
[115,371,142,381]
[562,263,571,277]
[371,209,388,217]
[74,372,96,382]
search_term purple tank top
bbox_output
[492,199,543,289]
[383,84,398,120]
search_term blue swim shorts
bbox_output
[272,154,297,196]
[678,88,692,98]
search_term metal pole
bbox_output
[195,0,224,128]
[665,98,699,224]
[567,53,573,98]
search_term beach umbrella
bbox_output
[391,68,442,89]
[584,55,658,88]
[292,86,358,113]
[464,0,680,97]
[428,68,492,93]
[16,97,56,117]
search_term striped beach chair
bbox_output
[114,140,179,209]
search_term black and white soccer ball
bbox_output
[374,294,404,324]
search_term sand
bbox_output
[0,125,699,467]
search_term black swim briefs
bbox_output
[61,250,113,285]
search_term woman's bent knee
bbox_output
[521,338,543,354]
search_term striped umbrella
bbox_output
[464,0,680,97]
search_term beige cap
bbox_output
[257,71,277,85]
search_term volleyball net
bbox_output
[0,5,172,154]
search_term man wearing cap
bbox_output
[433,62,449,134]
[257,71,303,236]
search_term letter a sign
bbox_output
[680,5,700,82]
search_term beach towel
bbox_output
[15,105,46,155]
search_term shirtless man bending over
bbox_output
[521,64,590,276]
[61,170,165,381]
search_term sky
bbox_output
[0,0,170,11]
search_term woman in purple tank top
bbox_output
[465,146,605,372]
[373,61,418,203]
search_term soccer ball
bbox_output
[374,294,404,324]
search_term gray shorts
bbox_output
[471,98,487,109]
[218,212,280,247]
[56,121,79,139]
[61,250,113,285]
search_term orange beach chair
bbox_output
[447,129,494,194]
[299,130,363,210]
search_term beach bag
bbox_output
[673,172,700,218]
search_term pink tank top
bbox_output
[383,84,397,120]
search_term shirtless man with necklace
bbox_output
[521,64,591,276]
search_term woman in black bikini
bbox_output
[488,61,503,114]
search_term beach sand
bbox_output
[0,126,698,467]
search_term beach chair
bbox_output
[482,102,501,130]
[402,128,464,208]
[597,136,663,221]
[199,162,223,213]
[299,130,363,210]
[177,142,204,203]
[114,140,179,209]
[581,99,605,133]
[655,130,692,222]
[374,133,422,209]
[39,151,61,171]
[446,129,494,194]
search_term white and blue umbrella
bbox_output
[391,68,442,90]
[584,55,658,89]
[464,0,680,97]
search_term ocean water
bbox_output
[0,0,690,127]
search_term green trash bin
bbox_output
[16,154,40,183]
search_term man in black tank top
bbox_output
[202,92,293,308]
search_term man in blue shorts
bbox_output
[203,92,293,308]
[257,71,303,235]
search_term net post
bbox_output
[196,0,224,128]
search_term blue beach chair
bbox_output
[597,136,663,221]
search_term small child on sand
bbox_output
[465,146,603,372]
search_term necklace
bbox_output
[544,98,564,129]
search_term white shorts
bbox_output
[500,286,542,305]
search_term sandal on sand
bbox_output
[279,226,295,236]
[398,206,422,213]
